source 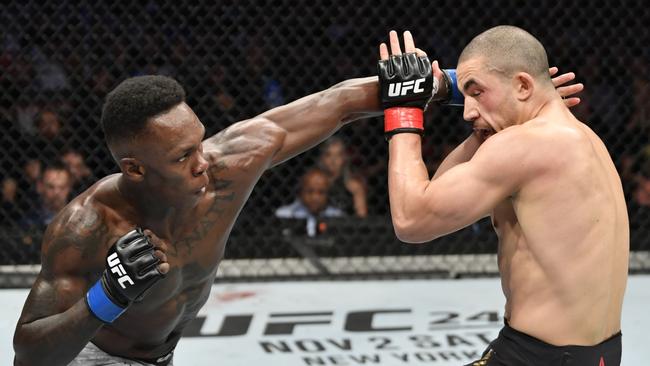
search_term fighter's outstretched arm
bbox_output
[259,77,383,167]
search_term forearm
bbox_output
[265,77,381,166]
[14,300,103,366]
[433,133,482,179]
[388,134,431,236]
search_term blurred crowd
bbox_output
[0,2,649,264]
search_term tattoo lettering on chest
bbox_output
[171,161,236,256]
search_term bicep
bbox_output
[17,206,106,325]
[425,161,513,230]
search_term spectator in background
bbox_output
[14,93,40,136]
[206,64,238,125]
[32,108,66,156]
[619,58,650,188]
[629,159,650,246]
[22,158,42,186]
[19,157,42,212]
[632,168,650,208]
[23,161,73,230]
[276,167,344,236]
[61,148,94,196]
[1,177,20,225]
[36,109,61,140]
[317,137,368,217]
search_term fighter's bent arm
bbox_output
[13,207,108,366]
[432,133,483,179]
[388,129,540,243]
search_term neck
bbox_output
[116,176,186,234]
[517,89,566,125]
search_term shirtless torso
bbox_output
[13,76,382,365]
[492,115,628,345]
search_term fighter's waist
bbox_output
[93,328,179,364]
[497,320,621,356]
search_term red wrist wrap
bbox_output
[384,107,424,134]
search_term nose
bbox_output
[463,99,479,122]
[193,153,209,177]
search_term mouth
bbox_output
[194,185,207,195]
[194,175,210,195]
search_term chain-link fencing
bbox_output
[0,0,648,285]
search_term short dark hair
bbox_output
[459,25,550,82]
[298,167,329,193]
[100,75,186,151]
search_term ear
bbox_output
[513,72,534,101]
[119,158,145,182]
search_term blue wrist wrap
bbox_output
[86,280,126,323]
[443,69,464,106]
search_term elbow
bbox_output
[392,217,439,244]
[252,117,288,160]
[391,206,450,243]
[13,329,33,366]
[13,334,33,366]
[260,118,288,150]
[13,328,47,366]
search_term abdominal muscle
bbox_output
[493,200,624,346]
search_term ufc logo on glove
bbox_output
[388,78,427,97]
[107,252,135,288]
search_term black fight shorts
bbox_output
[466,322,621,366]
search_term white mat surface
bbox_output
[2,276,648,365]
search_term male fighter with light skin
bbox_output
[13,39,580,365]
[379,27,627,365]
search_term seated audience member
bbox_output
[276,167,344,236]
[630,160,650,220]
[317,136,368,217]
[61,148,94,196]
[1,177,20,225]
[17,157,43,212]
[22,161,73,230]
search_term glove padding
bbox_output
[378,53,434,139]
[101,228,164,306]
[86,228,164,323]
[378,53,434,110]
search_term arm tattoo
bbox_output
[42,208,113,280]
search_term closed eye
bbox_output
[177,152,191,163]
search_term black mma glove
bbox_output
[378,52,434,140]
[85,228,165,323]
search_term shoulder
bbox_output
[40,192,116,279]
[477,120,579,166]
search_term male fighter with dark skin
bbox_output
[381,27,627,364]
[13,54,581,365]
